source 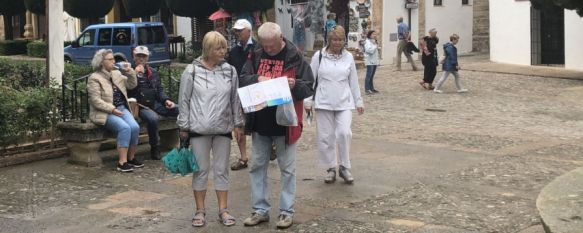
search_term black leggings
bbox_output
[423,61,437,84]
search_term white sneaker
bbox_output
[433,89,443,93]
[457,89,468,93]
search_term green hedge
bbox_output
[0,86,56,149]
[27,41,47,58]
[0,58,93,149]
[0,58,92,90]
[0,40,30,55]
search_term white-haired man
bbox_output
[226,19,257,171]
[128,46,178,159]
[239,22,314,229]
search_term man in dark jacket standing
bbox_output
[226,19,257,171]
[128,46,179,159]
[240,22,314,229]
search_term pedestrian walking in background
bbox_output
[433,34,468,93]
[177,31,244,227]
[239,22,314,229]
[395,16,418,71]
[420,28,439,90]
[226,19,257,171]
[305,26,364,184]
[128,46,179,160]
[364,30,380,94]
[324,13,337,45]
[87,49,141,172]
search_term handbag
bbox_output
[276,102,298,127]
[128,100,140,119]
[138,87,157,109]
[162,139,199,176]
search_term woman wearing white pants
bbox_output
[305,26,364,184]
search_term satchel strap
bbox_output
[312,49,324,100]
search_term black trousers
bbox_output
[423,60,437,84]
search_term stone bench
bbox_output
[57,117,179,167]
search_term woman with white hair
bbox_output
[87,49,141,172]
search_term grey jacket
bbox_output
[177,59,244,135]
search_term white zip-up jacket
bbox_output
[305,49,364,111]
[364,39,380,66]
[177,59,244,135]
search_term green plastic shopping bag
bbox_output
[162,139,199,176]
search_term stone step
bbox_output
[536,166,583,233]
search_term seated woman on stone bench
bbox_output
[87,49,143,173]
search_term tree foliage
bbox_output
[252,0,274,12]
[24,0,45,15]
[122,0,163,18]
[64,0,115,18]
[219,0,273,13]
[0,0,26,40]
[531,0,583,16]
[165,0,218,18]
[0,0,26,17]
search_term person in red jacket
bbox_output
[239,22,314,229]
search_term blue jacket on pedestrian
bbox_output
[442,42,458,71]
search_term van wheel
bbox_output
[64,57,72,63]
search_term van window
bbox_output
[98,28,112,46]
[79,29,96,46]
[113,28,131,46]
[137,26,166,45]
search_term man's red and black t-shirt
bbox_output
[254,48,288,136]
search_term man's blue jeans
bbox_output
[365,65,378,91]
[249,133,297,216]
[104,105,139,148]
[139,101,179,147]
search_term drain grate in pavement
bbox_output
[425,108,447,112]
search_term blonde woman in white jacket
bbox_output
[305,26,364,184]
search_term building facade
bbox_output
[490,0,583,71]
[382,0,475,65]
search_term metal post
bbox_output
[61,74,66,122]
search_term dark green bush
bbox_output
[158,65,183,101]
[0,58,92,90]
[0,86,56,149]
[27,41,47,58]
[0,40,30,55]
[0,58,90,150]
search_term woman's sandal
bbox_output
[218,208,236,226]
[419,81,428,90]
[230,158,248,171]
[191,209,206,227]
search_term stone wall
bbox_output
[473,0,490,52]
[418,0,425,59]
[0,16,4,40]
[372,0,383,57]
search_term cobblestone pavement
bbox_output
[2,56,583,233]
